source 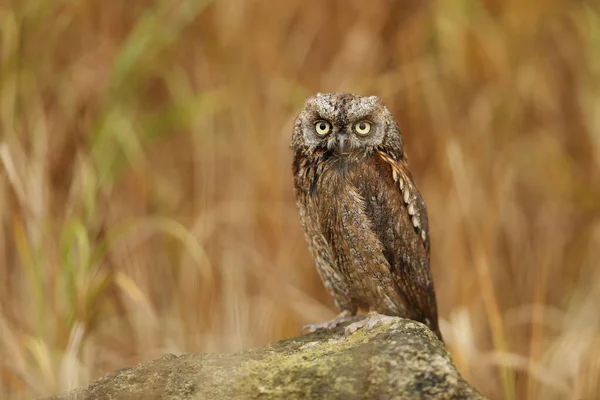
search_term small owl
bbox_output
[291,92,442,341]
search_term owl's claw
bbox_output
[344,312,397,335]
[301,311,357,334]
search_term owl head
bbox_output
[291,92,404,158]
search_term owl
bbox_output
[291,92,442,341]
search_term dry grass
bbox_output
[1,0,599,398]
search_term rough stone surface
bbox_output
[44,318,483,400]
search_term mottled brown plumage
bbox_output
[291,92,442,341]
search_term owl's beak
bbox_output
[336,133,349,154]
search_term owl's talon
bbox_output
[345,313,396,335]
[344,319,368,335]
[301,321,335,334]
[301,311,357,334]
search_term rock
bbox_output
[44,317,483,400]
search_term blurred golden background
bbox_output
[1,0,599,398]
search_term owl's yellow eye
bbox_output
[354,121,371,135]
[314,120,331,136]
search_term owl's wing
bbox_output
[357,151,440,338]
[377,151,430,257]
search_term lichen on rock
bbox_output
[44,317,483,400]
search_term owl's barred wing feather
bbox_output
[355,152,441,339]
[377,151,430,257]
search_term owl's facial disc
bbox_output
[294,93,395,153]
